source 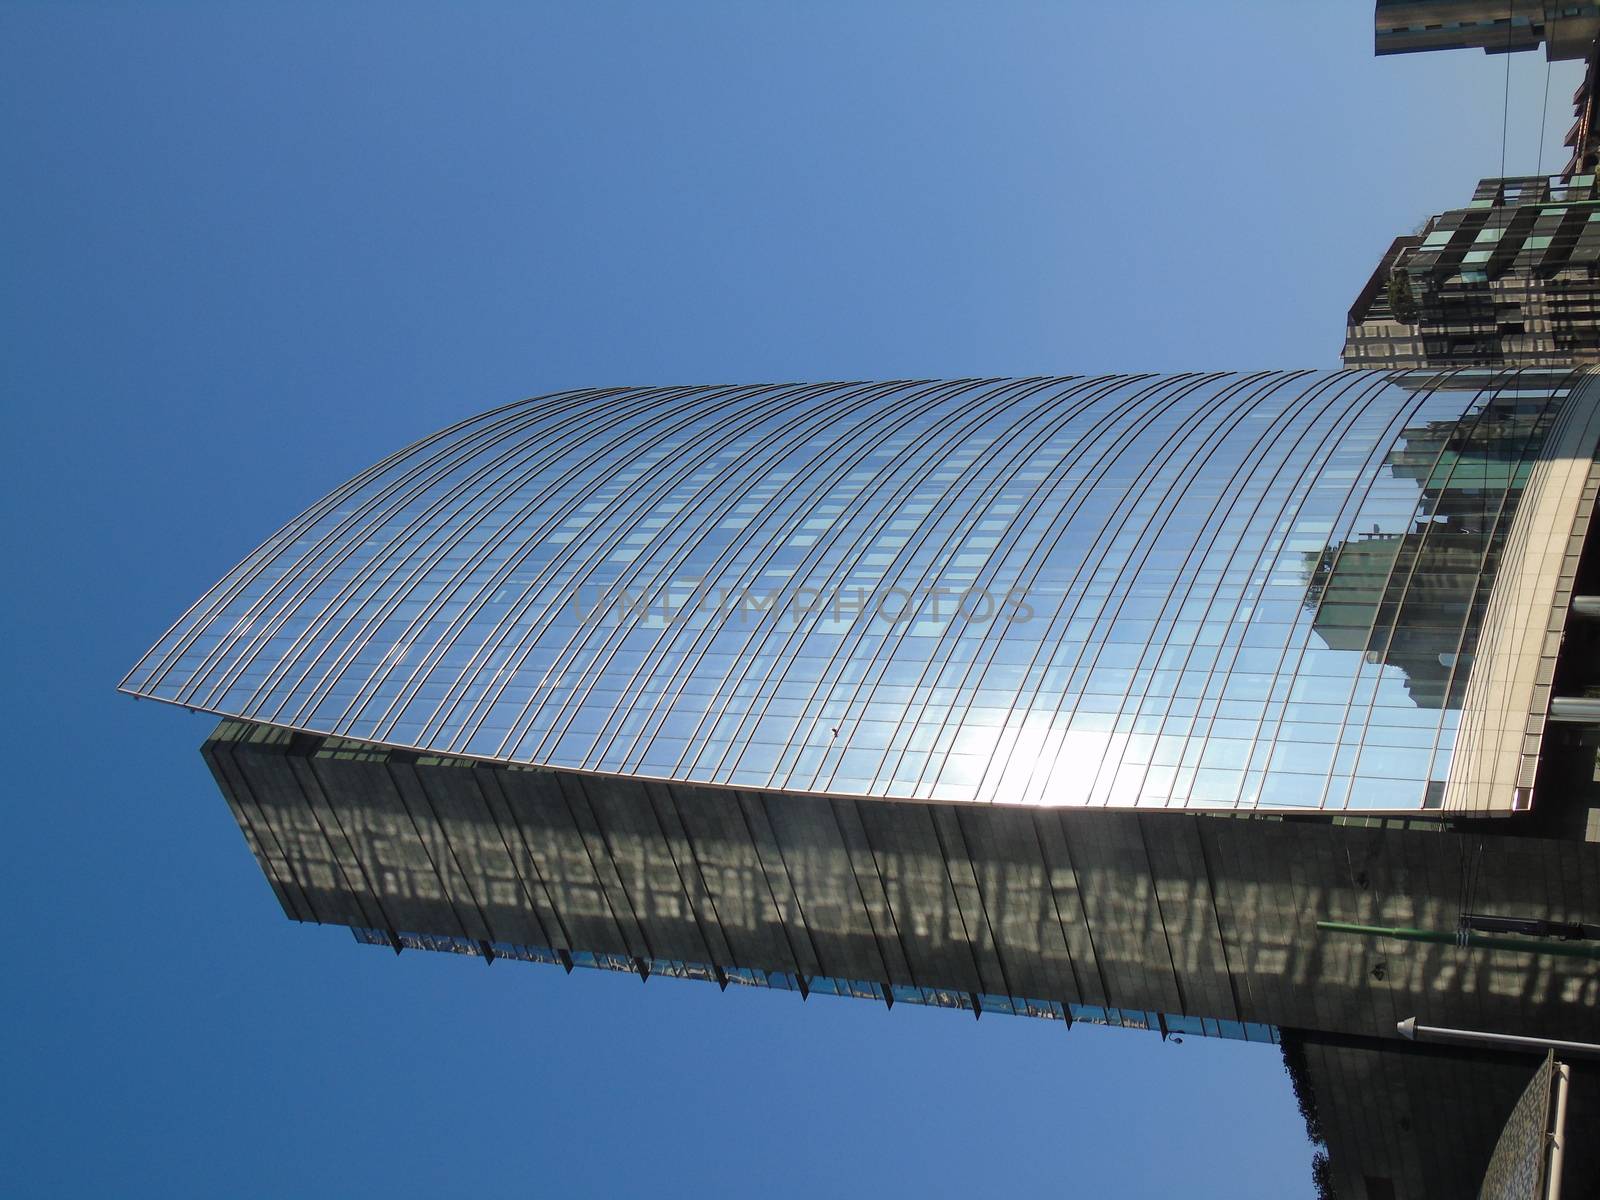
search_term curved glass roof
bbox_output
[124,370,1594,810]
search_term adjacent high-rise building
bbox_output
[1369,0,1600,180]
[1568,42,1600,178]
[1344,174,1600,371]
[125,372,1600,1199]
[1375,1,1600,60]
[1372,3,1600,180]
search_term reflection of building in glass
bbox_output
[1306,396,1558,715]
[1310,532,1453,710]
[1374,1,1600,61]
[125,372,1600,1199]
[1345,176,1600,370]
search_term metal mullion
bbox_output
[1297,366,1467,643]
[123,389,585,694]
[792,375,1119,795]
[208,734,317,923]
[569,380,909,773]
[350,383,783,744]
[689,376,1066,791]
[1376,366,1574,800]
[281,385,711,735]
[1041,811,1115,1008]
[1072,369,1396,812]
[653,376,1005,784]
[269,386,689,731]
[1011,374,1376,809]
[1080,371,1375,808]
[1002,370,1330,807]
[178,391,614,710]
[187,391,623,712]
[681,377,1043,789]
[1191,816,1246,1022]
[346,755,472,943]
[392,759,501,944]
[1432,368,1593,782]
[897,372,1238,801]
[475,768,575,950]
[548,774,636,958]
[369,385,780,751]
[511,380,892,766]
[1132,815,1188,1016]
[923,805,996,999]
[608,378,988,781]
[1023,810,1086,1007]
[656,783,744,973]
[961,370,1294,807]
[903,372,1240,802]
[736,791,834,983]
[562,776,655,963]
[823,795,915,989]
[1181,369,1426,812]
[433,384,830,757]
[1338,369,1569,807]
[637,781,734,973]
[463,767,558,951]
[730,791,813,982]
[1408,376,1555,774]
[1307,368,1505,810]
[1441,371,1580,638]
[293,753,406,939]
[949,806,1017,1000]
[858,373,1180,798]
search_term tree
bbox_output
[1386,268,1419,324]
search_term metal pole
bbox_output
[1548,1060,1570,1200]
[1397,1017,1600,1059]
[1547,696,1600,723]
[1462,913,1600,942]
[1317,920,1600,961]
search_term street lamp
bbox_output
[1396,1017,1600,1058]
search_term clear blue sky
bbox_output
[0,4,1580,1196]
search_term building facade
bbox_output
[1566,36,1600,178]
[125,373,1600,1198]
[1375,1,1600,60]
[1344,174,1600,370]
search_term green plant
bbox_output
[1311,1151,1336,1199]
[1280,1034,1327,1145]
[1386,268,1419,324]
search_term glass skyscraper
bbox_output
[125,370,1600,1199]
[125,370,1599,816]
